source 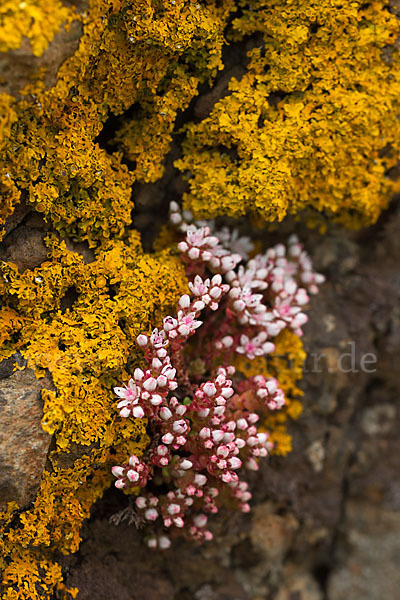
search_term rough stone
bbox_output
[0,368,52,510]
[0,226,48,272]
[250,502,299,562]
[0,19,83,98]
[327,501,400,600]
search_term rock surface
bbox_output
[0,365,52,510]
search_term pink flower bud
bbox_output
[132,406,145,418]
[209,287,222,299]
[164,368,176,380]
[151,358,162,370]
[159,536,171,550]
[220,386,234,398]
[233,300,245,313]
[143,377,157,392]
[136,334,148,347]
[160,406,172,420]
[111,466,125,478]
[180,459,193,470]
[193,514,208,528]
[145,508,158,521]
[172,419,187,434]
[134,368,144,380]
[167,503,181,515]
[211,274,222,285]
[170,213,182,225]
[247,436,258,447]
[179,294,191,309]
[192,300,205,311]
[178,324,190,336]
[199,427,210,439]
[157,375,168,387]
[198,408,210,418]
[150,394,162,406]
[136,496,146,509]
[203,382,217,397]
[228,457,242,469]
[212,430,224,443]
[246,458,259,471]
[162,433,174,444]
[129,455,139,466]
[115,479,125,489]
[178,241,188,252]
[221,336,233,347]
[188,247,200,260]
[248,413,259,424]
[127,469,139,482]
[175,404,187,416]
[262,342,275,354]
[217,445,229,458]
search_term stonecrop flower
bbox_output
[111,202,324,549]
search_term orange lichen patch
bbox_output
[177,0,400,228]
[0,552,78,600]
[0,0,75,56]
[0,306,23,347]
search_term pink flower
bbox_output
[236,333,275,360]
[112,210,323,550]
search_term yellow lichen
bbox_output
[177,0,400,228]
[0,0,75,56]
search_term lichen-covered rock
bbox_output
[0,0,399,598]
[177,0,400,228]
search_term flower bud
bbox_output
[136,334,148,347]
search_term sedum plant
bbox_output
[111,203,324,548]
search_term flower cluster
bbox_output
[112,205,324,548]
